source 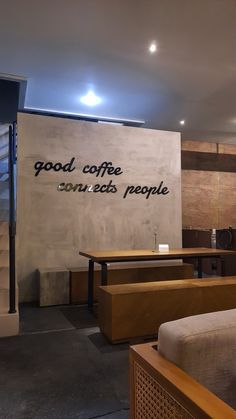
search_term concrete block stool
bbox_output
[38,268,70,307]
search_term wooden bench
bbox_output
[98,277,236,343]
[70,261,194,304]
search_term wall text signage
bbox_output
[34,157,170,199]
[34,157,76,176]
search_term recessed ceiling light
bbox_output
[180,120,185,125]
[80,91,102,106]
[149,42,157,53]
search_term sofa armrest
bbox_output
[130,342,236,419]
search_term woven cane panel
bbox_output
[134,362,195,419]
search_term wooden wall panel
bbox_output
[218,208,236,229]
[182,170,219,229]
[218,172,236,228]
[181,151,236,172]
[218,172,236,187]
[181,170,218,186]
[218,143,236,155]
[181,140,217,153]
[182,140,236,230]
[218,187,236,205]
[182,140,236,155]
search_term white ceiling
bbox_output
[1,0,236,143]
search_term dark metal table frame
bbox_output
[86,254,226,310]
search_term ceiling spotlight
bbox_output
[149,42,157,53]
[180,120,185,125]
[80,91,102,106]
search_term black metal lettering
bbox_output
[123,185,135,198]
[54,162,63,171]
[62,157,76,173]
[57,183,65,191]
[65,183,74,192]
[34,161,44,176]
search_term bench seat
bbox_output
[98,277,236,343]
[70,261,194,303]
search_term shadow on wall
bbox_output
[19,270,39,303]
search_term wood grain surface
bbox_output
[98,277,236,342]
[80,247,236,262]
[130,342,236,419]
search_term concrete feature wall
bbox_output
[17,113,182,302]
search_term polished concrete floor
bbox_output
[0,305,130,419]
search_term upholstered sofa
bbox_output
[130,309,236,418]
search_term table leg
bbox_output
[101,262,108,286]
[88,259,94,310]
[197,257,203,278]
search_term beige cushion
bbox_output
[158,309,236,409]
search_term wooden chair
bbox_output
[130,341,236,418]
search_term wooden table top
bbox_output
[79,247,236,262]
